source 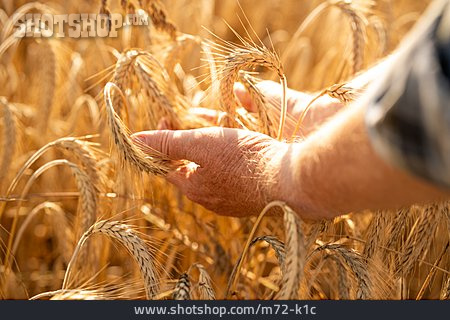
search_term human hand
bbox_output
[188,81,344,138]
[132,127,291,216]
[234,80,344,137]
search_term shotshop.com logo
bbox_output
[13,12,149,38]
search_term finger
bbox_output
[131,128,220,164]
[157,117,172,130]
[188,107,220,123]
[234,80,287,113]
[233,82,256,112]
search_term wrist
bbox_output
[269,142,329,220]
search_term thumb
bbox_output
[131,128,214,165]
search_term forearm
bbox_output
[276,101,450,220]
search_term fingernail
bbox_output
[131,132,148,145]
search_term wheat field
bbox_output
[0,0,449,300]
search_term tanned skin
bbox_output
[133,81,450,220]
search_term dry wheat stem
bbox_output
[226,201,286,298]
[63,220,159,299]
[11,202,72,264]
[416,241,449,300]
[0,97,16,188]
[1,159,96,292]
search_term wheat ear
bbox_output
[397,203,442,276]
[238,72,278,138]
[207,32,287,139]
[134,60,181,129]
[172,273,191,300]
[363,211,388,259]
[189,263,215,300]
[314,244,372,299]
[38,41,56,132]
[250,236,286,270]
[63,220,159,299]
[148,0,177,39]
[333,0,368,74]
[290,83,357,139]
[103,82,175,175]
[277,204,306,299]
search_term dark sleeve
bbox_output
[365,0,450,188]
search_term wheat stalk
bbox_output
[11,202,73,265]
[0,97,16,189]
[397,203,443,276]
[63,220,159,300]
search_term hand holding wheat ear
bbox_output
[132,127,290,217]
[187,81,345,139]
[234,80,346,138]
